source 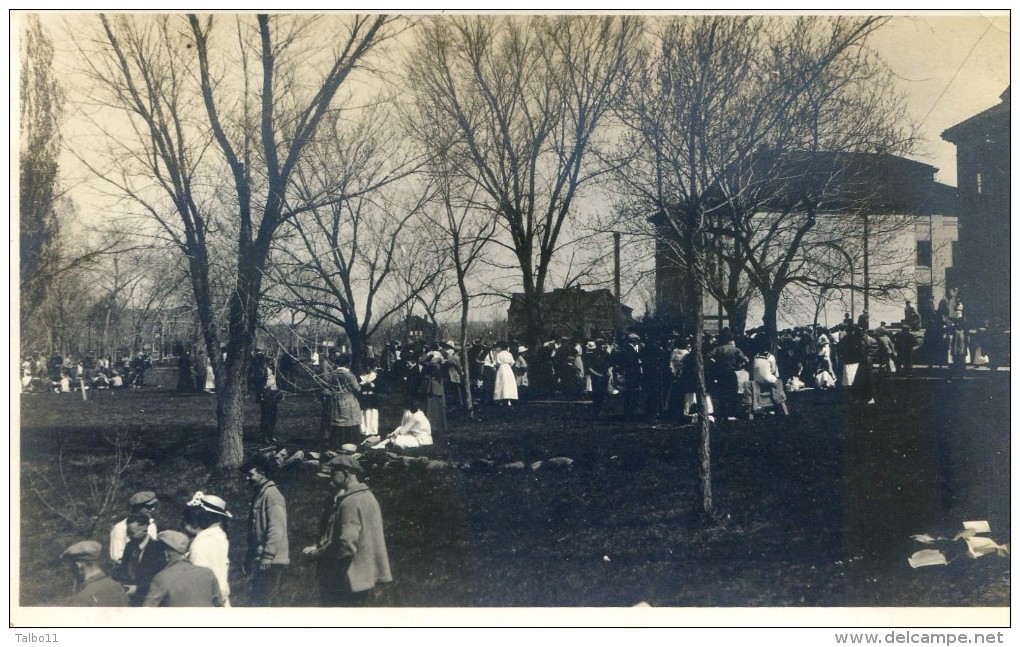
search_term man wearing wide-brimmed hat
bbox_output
[61,540,129,607]
[109,490,159,565]
[303,455,391,606]
[143,530,224,607]
[184,492,233,606]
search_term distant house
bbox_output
[941,87,1010,325]
[653,151,960,330]
[507,287,635,340]
[404,314,432,341]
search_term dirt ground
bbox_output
[16,365,1010,609]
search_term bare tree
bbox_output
[616,16,907,515]
[617,16,777,516]
[266,104,436,370]
[407,15,642,345]
[74,14,400,467]
[269,182,439,371]
[419,162,499,417]
[687,18,914,341]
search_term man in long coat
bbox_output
[303,455,391,606]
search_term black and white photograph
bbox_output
[10,8,1011,633]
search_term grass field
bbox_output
[16,365,1010,608]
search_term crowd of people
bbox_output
[172,287,1012,449]
[60,451,391,608]
[36,288,1011,608]
[19,352,153,394]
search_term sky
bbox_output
[33,11,1011,191]
[14,10,1014,325]
[869,12,1010,185]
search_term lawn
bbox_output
[15,365,1010,609]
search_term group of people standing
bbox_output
[60,450,391,608]
[176,349,218,394]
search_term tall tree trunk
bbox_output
[762,293,780,355]
[102,304,112,359]
[186,248,220,376]
[684,231,713,516]
[216,243,269,469]
[521,290,545,348]
[457,270,475,419]
[724,298,749,335]
[217,348,249,468]
[347,325,363,374]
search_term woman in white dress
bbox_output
[514,346,529,402]
[492,341,518,406]
[372,403,433,450]
[204,362,216,393]
[184,492,232,607]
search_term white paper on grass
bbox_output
[910,534,937,544]
[908,549,948,568]
[962,520,991,533]
[964,536,1001,559]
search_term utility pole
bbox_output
[614,232,622,335]
[862,213,870,321]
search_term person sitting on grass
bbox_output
[370,399,433,451]
[55,371,71,393]
[92,371,111,390]
[748,337,790,417]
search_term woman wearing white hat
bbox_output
[184,492,233,607]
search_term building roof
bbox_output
[507,287,634,316]
[796,152,958,216]
[941,86,1010,144]
[648,151,958,221]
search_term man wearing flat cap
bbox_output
[109,491,159,565]
[241,453,289,607]
[143,530,225,607]
[61,540,129,607]
[303,455,392,606]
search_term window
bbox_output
[916,240,932,267]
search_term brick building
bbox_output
[941,87,1010,325]
[507,287,635,340]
